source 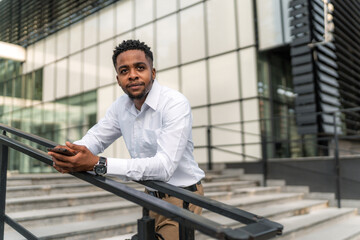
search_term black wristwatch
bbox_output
[94,156,107,176]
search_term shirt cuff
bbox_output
[107,157,128,176]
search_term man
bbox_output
[48,39,205,240]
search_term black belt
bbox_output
[147,181,201,199]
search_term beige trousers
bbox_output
[148,183,204,240]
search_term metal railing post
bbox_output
[0,131,9,240]
[207,126,213,170]
[137,207,156,240]
[179,223,194,240]
[333,113,341,208]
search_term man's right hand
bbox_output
[48,142,99,174]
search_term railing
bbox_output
[195,107,360,208]
[0,123,283,240]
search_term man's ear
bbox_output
[116,75,121,86]
[152,68,156,80]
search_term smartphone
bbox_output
[47,147,75,156]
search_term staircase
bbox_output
[4,169,360,240]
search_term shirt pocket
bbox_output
[141,128,161,154]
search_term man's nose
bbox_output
[129,68,138,80]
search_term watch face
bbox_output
[95,165,106,175]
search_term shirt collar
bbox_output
[143,79,160,111]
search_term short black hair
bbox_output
[112,39,153,69]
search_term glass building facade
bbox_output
[0,0,301,173]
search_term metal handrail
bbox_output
[0,124,283,240]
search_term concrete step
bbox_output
[6,201,141,230]
[6,179,258,200]
[277,207,358,240]
[201,199,329,227]
[6,187,286,228]
[5,191,124,212]
[6,173,81,186]
[201,180,258,192]
[6,180,143,198]
[209,192,304,210]
[5,180,263,212]
[294,216,360,240]
[99,199,330,240]
[6,183,101,198]
[196,208,357,240]
[4,193,312,240]
[4,213,142,240]
[203,172,246,183]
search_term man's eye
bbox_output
[137,66,145,70]
[120,69,128,74]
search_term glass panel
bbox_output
[25,73,33,100]
[45,34,56,64]
[135,24,154,54]
[240,47,257,98]
[206,0,236,56]
[99,6,115,42]
[0,60,6,82]
[43,63,55,102]
[56,28,69,60]
[116,32,134,47]
[237,0,255,48]
[54,98,68,130]
[33,40,44,70]
[98,39,116,86]
[209,52,239,103]
[83,91,97,128]
[135,0,154,26]
[53,129,66,146]
[256,0,283,50]
[42,102,55,136]
[24,45,34,74]
[156,0,177,18]
[180,0,202,8]
[0,82,3,96]
[5,79,13,97]
[282,0,292,43]
[156,68,179,91]
[32,105,43,135]
[243,99,261,144]
[192,107,208,127]
[68,127,83,143]
[83,46,98,92]
[34,69,43,101]
[56,59,68,99]
[13,76,23,99]
[192,127,206,146]
[68,94,83,128]
[116,0,133,34]
[68,53,82,96]
[84,13,98,48]
[97,85,114,119]
[212,123,242,145]
[180,3,205,63]
[70,21,83,54]
[156,15,178,69]
[210,102,241,125]
[181,60,207,106]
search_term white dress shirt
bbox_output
[75,80,205,187]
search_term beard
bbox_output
[123,78,154,100]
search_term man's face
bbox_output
[115,50,156,101]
